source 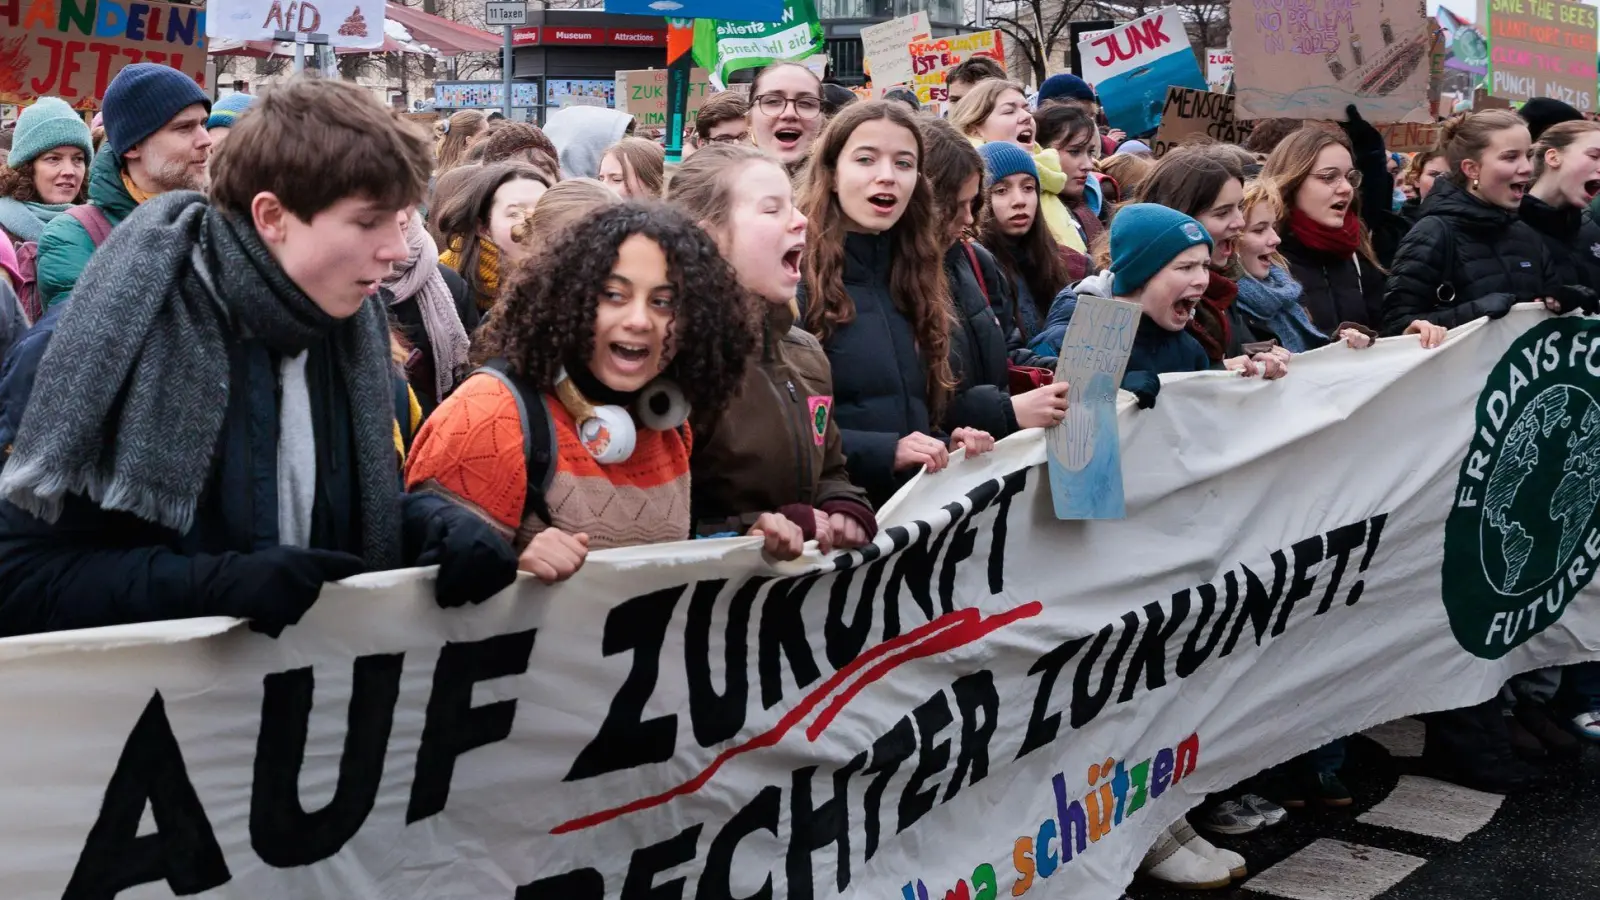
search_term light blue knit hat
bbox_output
[9,97,93,168]
[207,92,256,130]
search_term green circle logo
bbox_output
[1444,318,1600,659]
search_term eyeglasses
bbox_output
[709,132,750,144]
[754,93,822,119]
[1311,168,1363,188]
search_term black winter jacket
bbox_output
[801,232,937,507]
[943,243,1019,440]
[1381,177,1557,335]
[1278,230,1387,333]
[1518,194,1600,295]
[0,306,431,636]
[388,264,478,415]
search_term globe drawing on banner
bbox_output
[1443,317,1600,659]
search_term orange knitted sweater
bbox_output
[404,373,692,549]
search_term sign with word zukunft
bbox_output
[1230,0,1433,122]
[3,307,1600,900]
[1206,47,1234,89]
[0,0,207,106]
[1077,7,1205,134]
[207,0,385,48]
[908,29,1005,105]
[616,67,721,127]
[1486,0,1597,110]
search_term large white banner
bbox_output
[6,307,1600,900]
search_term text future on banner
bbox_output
[1229,0,1435,122]
[1485,0,1598,110]
[616,67,723,127]
[689,0,824,90]
[607,0,781,23]
[4,308,1600,900]
[0,0,206,106]
[908,29,1005,105]
[1076,8,1205,135]
[1151,86,1256,156]
[1048,295,1139,519]
[206,0,382,48]
[860,10,929,89]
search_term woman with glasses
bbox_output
[747,62,825,175]
[1260,126,1393,335]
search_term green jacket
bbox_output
[38,151,139,308]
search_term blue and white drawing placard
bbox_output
[1076,7,1205,135]
[1047,295,1140,520]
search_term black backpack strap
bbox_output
[472,358,555,526]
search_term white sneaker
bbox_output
[1173,818,1248,880]
[1241,792,1289,826]
[1572,711,1600,741]
[1139,825,1233,890]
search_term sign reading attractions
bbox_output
[1486,0,1598,110]
[0,0,206,107]
[1,308,1598,899]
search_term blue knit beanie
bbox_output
[9,97,93,167]
[102,63,211,158]
[1110,203,1214,295]
[978,140,1038,187]
[207,92,256,131]
[1037,73,1096,107]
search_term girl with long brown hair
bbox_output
[435,162,551,312]
[434,110,488,174]
[598,137,666,199]
[798,101,993,506]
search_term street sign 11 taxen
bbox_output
[486,2,528,26]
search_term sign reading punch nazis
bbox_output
[3,308,1600,899]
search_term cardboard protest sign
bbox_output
[860,11,928,88]
[908,29,1005,105]
[0,0,206,107]
[1077,8,1205,135]
[1151,87,1256,156]
[207,0,383,49]
[1473,86,1514,109]
[1047,294,1139,518]
[617,67,721,127]
[1206,47,1233,90]
[1376,121,1441,153]
[1486,0,1597,110]
[1230,0,1435,123]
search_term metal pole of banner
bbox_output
[502,25,514,120]
[276,29,305,73]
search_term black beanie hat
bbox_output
[1520,97,1584,142]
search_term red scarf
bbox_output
[1188,270,1237,364]
[1289,207,1361,256]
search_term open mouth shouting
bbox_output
[1584,179,1600,203]
[772,127,805,154]
[608,340,656,375]
[1172,296,1200,326]
[1508,179,1529,202]
[780,242,804,283]
[866,191,902,219]
[1016,127,1035,147]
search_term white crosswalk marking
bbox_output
[1356,775,1504,841]
[1242,839,1426,900]
[1361,718,1425,758]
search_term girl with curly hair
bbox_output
[406,202,787,583]
[667,143,877,555]
[798,101,994,507]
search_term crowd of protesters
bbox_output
[1,57,1599,895]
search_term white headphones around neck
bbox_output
[553,368,689,464]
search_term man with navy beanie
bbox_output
[33,62,211,309]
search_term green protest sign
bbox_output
[690,0,824,89]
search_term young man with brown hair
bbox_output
[0,76,518,637]
[945,55,1007,107]
[693,92,750,147]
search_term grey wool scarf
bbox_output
[0,191,403,568]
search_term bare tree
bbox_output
[1077,0,1230,51]
[984,0,1095,85]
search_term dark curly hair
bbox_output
[475,201,757,417]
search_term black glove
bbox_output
[1550,284,1599,315]
[1486,301,1515,320]
[208,546,369,637]
[1339,104,1386,160]
[403,493,518,608]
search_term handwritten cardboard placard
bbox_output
[616,68,720,128]
[1376,121,1440,153]
[1152,87,1256,156]
[1077,7,1205,135]
[1047,294,1140,519]
[1230,0,1434,123]
[1486,0,1597,110]
[207,0,383,49]
[0,0,206,107]
[860,11,928,88]
[908,29,1005,105]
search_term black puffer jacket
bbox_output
[1279,230,1387,333]
[1381,177,1557,335]
[943,242,1019,440]
[801,232,936,507]
[1518,194,1600,295]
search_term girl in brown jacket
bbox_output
[668,144,878,552]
